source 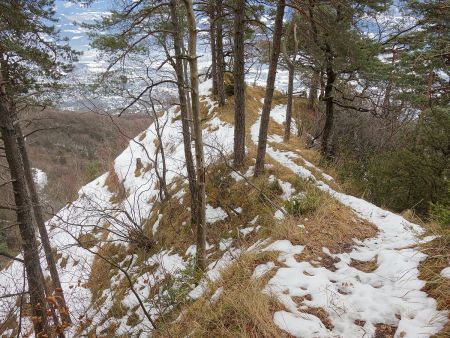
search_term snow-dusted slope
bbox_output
[0,79,235,336]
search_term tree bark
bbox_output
[216,0,225,106]
[307,70,319,111]
[209,2,218,96]
[15,123,71,326]
[233,0,246,166]
[182,0,207,271]
[254,0,286,175]
[0,75,49,336]
[321,48,336,158]
[169,0,198,226]
[282,21,298,142]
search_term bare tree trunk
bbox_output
[209,2,218,96]
[0,80,49,336]
[216,0,225,106]
[15,123,71,326]
[282,21,298,142]
[169,0,198,226]
[321,48,336,159]
[148,100,169,201]
[254,0,286,175]
[319,69,325,100]
[233,0,246,166]
[307,70,319,111]
[382,47,396,117]
[182,44,194,137]
[284,70,294,142]
[183,0,207,271]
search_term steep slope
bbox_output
[0,79,447,338]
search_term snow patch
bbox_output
[441,267,450,279]
[32,168,48,190]
[206,205,228,223]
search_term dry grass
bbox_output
[270,188,377,258]
[156,251,289,338]
[418,223,450,338]
[374,323,398,338]
[104,169,127,204]
[76,240,130,336]
[138,131,147,141]
[134,158,144,177]
[350,256,378,273]
[86,242,127,302]
[150,192,194,255]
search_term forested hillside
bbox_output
[0,0,448,337]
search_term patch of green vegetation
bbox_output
[284,188,322,216]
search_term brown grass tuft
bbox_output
[350,256,378,273]
[104,169,127,204]
[270,191,377,257]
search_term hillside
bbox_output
[0,111,149,257]
[0,79,448,337]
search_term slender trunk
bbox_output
[149,104,169,201]
[382,47,396,117]
[233,0,246,166]
[308,70,319,111]
[0,93,49,336]
[209,2,218,96]
[183,0,207,271]
[182,44,194,137]
[285,69,294,142]
[321,49,336,158]
[282,21,298,142]
[254,0,286,175]
[216,0,225,106]
[319,69,325,100]
[15,124,71,326]
[169,0,198,225]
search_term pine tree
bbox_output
[293,0,388,158]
